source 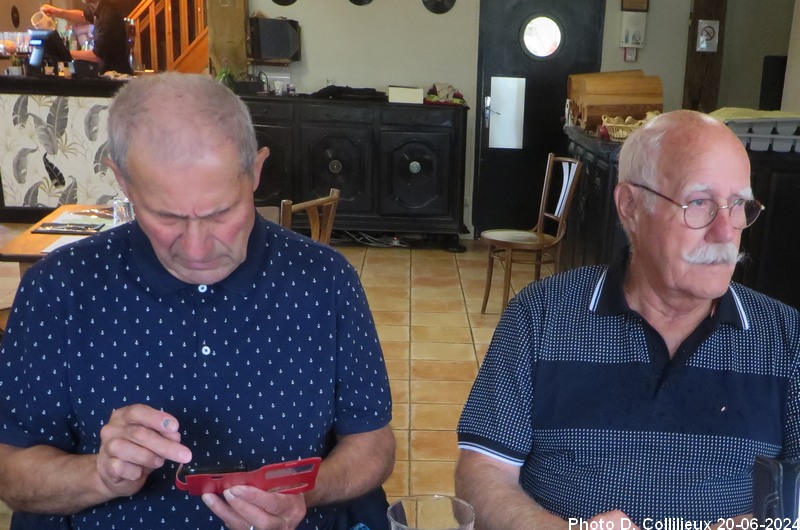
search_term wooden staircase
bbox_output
[127,0,208,73]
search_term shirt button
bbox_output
[198,285,208,293]
[201,345,212,355]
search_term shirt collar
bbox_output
[589,247,747,330]
[128,212,269,297]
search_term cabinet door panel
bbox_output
[300,126,372,212]
[254,125,293,206]
[379,131,450,215]
[748,169,800,308]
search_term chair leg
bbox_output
[501,247,513,311]
[481,246,495,314]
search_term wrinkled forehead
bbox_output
[656,128,751,197]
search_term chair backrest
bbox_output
[279,188,341,244]
[534,153,583,240]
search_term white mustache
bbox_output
[683,243,743,265]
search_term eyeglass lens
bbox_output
[684,199,762,229]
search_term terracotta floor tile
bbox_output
[411,326,472,344]
[410,360,478,382]
[410,403,464,431]
[381,341,410,360]
[368,297,410,312]
[384,460,410,498]
[409,461,456,496]
[391,402,410,430]
[410,312,469,328]
[385,358,409,380]
[411,342,476,362]
[364,285,410,300]
[373,310,411,326]
[470,327,496,345]
[410,286,464,300]
[410,380,473,404]
[377,325,410,343]
[410,299,466,313]
[410,275,461,288]
[410,430,460,461]
[390,380,410,404]
[467,311,500,326]
[394,429,409,460]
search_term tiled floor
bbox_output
[0,230,553,525]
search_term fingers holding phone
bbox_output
[202,486,308,530]
[96,404,192,497]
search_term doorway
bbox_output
[471,0,605,236]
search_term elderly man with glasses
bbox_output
[456,110,799,530]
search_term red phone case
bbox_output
[175,457,321,496]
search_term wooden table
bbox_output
[0,204,106,276]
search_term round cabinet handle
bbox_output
[328,159,343,174]
[408,161,422,174]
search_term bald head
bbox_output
[107,72,258,182]
[618,110,749,194]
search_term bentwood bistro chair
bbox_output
[279,188,341,245]
[480,153,584,313]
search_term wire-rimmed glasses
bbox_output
[630,182,765,229]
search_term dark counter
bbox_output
[561,126,628,271]
[0,75,126,98]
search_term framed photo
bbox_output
[621,0,648,11]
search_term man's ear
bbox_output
[107,157,130,198]
[614,182,638,232]
[251,147,270,192]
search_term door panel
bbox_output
[472,0,604,235]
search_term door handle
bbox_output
[484,96,500,128]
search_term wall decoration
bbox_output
[350,0,372,5]
[0,94,122,208]
[11,6,20,28]
[422,0,455,14]
[272,0,297,5]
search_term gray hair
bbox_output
[108,72,257,181]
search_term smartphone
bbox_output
[175,457,321,496]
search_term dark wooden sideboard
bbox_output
[562,125,800,310]
[243,96,469,235]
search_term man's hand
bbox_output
[202,487,307,530]
[38,4,61,17]
[96,404,192,497]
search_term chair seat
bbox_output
[479,153,583,313]
[481,229,558,249]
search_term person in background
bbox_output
[40,0,132,74]
[455,110,800,529]
[0,72,394,530]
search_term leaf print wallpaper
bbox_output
[0,93,123,208]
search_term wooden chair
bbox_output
[279,188,341,244]
[480,153,583,313]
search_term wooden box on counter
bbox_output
[567,70,663,131]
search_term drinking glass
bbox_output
[112,197,135,225]
[387,495,475,530]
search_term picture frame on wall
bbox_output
[621,0,648,11]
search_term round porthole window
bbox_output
[520,15,562,59]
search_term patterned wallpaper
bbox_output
[0,93,122,208]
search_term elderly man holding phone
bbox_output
[0,72,394,530]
